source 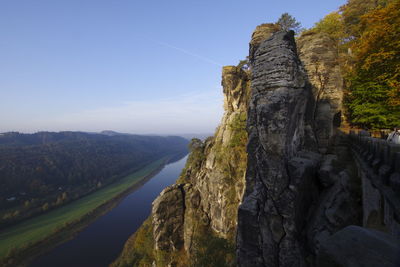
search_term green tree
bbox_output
[277,13,302,33]
[346,80,399,128]
[313,12,345,44]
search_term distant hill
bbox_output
[99,130,130,136]
[0,131,100,146]
[96,131,213,141]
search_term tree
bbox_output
[344,0,400,129]
[277,13,302,33]
[313,12,345,44]
[339,0,390,38]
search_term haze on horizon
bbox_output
[0,0,346,135]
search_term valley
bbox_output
[29,156,188,267]
[1,0,399,266]
[0,158,166,266]
[0,132,188,266]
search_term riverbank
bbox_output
[0,157,169,267]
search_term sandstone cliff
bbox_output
[234,25,369,266]
[113,65,250,267]
[235,26,391,267]
[297,32,344,152]
[237,30,321,267]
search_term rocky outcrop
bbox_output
[145,27,354,267]
[236,28,366,266]
[152,184,186,251]
[179,65,250,239]
[297,32,344,152]
[237,30,320,267]
[115,22,399,267]
[249,23,280,62]
[117,65,251,266]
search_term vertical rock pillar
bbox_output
[237,31,317,267]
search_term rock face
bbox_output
[145,65,250,265]
[152,184,186,251]
[237,30,320,267]
[148,28,355,267]
[249,23,280,62]
[297,32,344,152]
[115,23,399,267]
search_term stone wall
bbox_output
[349,132,400,239]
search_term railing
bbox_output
[349,131,400,238]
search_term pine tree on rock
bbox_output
[277,12,302,33]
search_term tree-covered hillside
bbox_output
[0,132,188,228]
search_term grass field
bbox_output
[0,158,166,259]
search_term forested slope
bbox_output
[0,131,188,228]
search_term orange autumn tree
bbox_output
[340,0,389,38]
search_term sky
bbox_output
[0,0,347,135]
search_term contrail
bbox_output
[157,41,223,67]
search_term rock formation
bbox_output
[237,30,320,267]
[235,24,399,267]
[249,23,280,62]
[113,65,250,266]
[297,32,344,152]
[114,23,400,267]
[152,65,250,264]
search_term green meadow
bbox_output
[0,158,166,259]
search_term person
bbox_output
[387,127,400,144]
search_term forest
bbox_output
[0,131,188,228]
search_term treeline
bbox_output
[0,131,188,228]
[304,0,400,129]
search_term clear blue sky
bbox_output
[0,0,346,134]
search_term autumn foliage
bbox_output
[308,0,400,129]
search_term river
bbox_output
[29,155,188,267]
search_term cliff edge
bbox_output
[113,65,250,267]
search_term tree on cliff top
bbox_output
[277,13,302,33]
